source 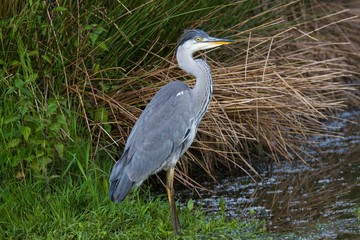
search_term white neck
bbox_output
[176,45,213,119]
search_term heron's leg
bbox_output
[166,167,180,235]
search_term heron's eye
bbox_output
[195,37,201,42]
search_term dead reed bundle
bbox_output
[71,1,360,187]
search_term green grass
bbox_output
[0,0,257,179]
[0,164,265,239]
[0,1,269,238]
[1,0,359,238]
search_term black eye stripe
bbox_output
[178,29,209,46]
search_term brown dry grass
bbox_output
[70,1,360,189]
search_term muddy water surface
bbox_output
[181,110,360,239]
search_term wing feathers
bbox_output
[109,81,194,202]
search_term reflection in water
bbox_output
[181,110,360,239]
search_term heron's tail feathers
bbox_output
[109,156,134,203]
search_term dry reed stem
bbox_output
[70,0,360,190]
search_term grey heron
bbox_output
[109,29,233,235]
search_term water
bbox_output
[181,110,360,239]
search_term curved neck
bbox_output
[176,46,213,120]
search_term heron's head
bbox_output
[178,29,234,54]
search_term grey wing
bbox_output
[109,80,195,202]
[126,81,194,181]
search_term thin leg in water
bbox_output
[166,167,180,235]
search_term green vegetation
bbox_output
[0,168,266,239]
[1,0,359,238]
